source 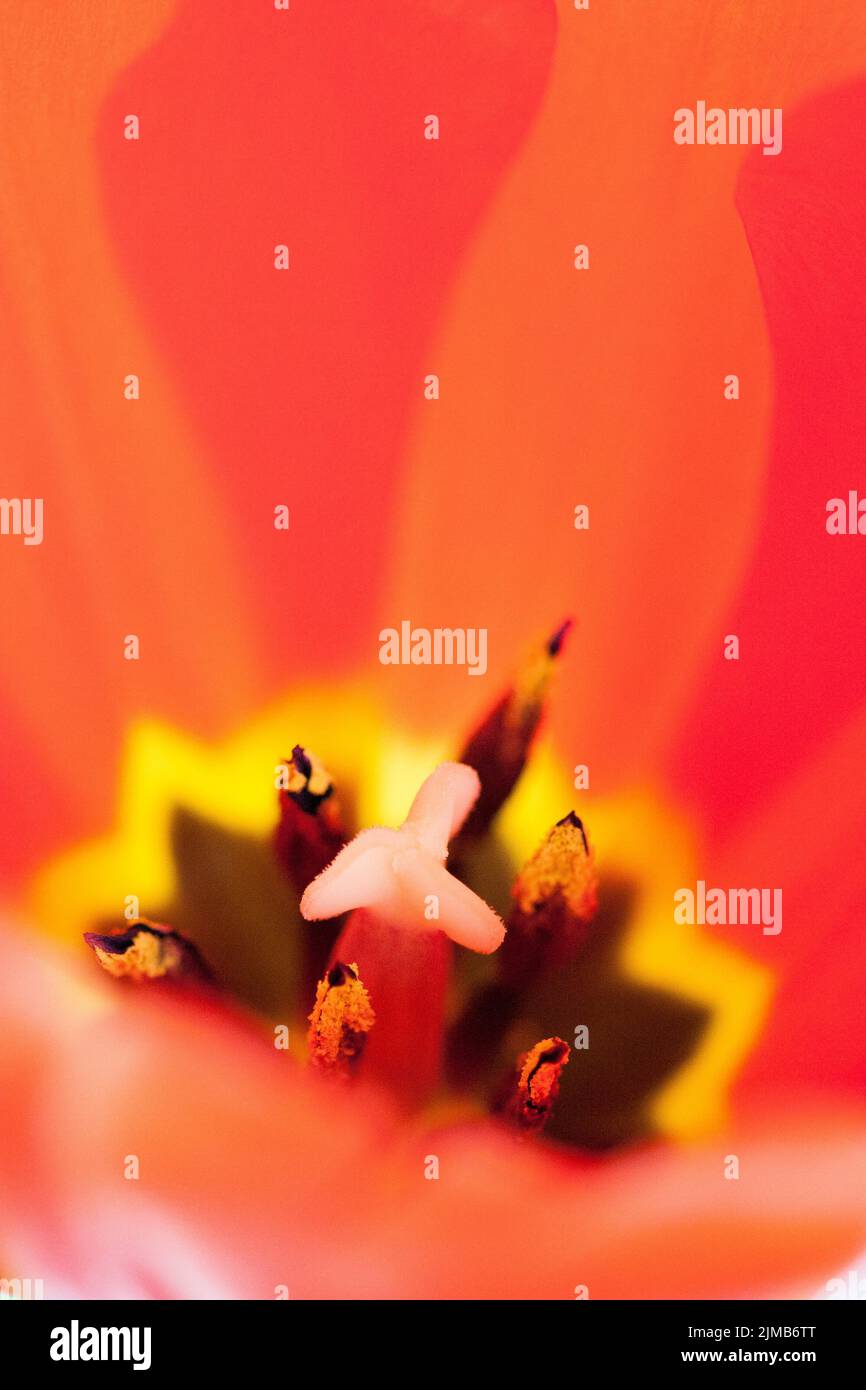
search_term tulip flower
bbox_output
[2,0,866,1305]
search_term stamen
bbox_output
[285,745,336,816]
[456,618,573,839]
[275,745,345,887]
[501,810,598,984]
[275,743,347,983]
[497,1037,570,1134]
[307,960,375,1079]
[83,920,208,983]
[546,618,573,657]
[446,814,597,1087]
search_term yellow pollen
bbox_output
[307,962,375,1076]
[513,815,598,922]
[92,928,183,982]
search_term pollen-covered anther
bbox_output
[513,811,598,921]
[500,1036,570,1134]
[307,961,375,1078]
[83,919,204,983]
[496,811,598,990]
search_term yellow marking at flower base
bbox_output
[29,690,771,1142]
[588,795,773,1140]
[31,684,385,937]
